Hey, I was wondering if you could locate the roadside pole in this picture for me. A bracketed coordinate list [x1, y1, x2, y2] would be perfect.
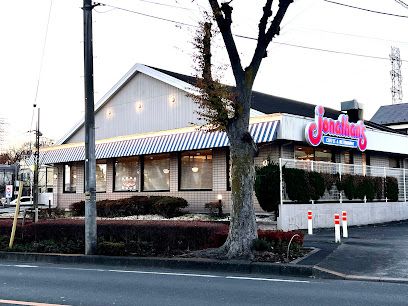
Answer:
[334, 214, 341, 243]
[83, 0, 97, 255]
[9, 181, 23, 249]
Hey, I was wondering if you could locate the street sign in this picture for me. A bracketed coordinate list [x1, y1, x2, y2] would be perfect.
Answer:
[5, 185, 13, 198]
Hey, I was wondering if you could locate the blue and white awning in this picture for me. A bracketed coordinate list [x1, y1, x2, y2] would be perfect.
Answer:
[39, 120, 279, 164]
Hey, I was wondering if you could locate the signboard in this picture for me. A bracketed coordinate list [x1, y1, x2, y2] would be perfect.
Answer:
[5, 185, 13, 198]
[305, 106, 367, 151]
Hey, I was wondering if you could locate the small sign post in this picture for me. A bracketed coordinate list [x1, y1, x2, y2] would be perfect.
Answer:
[334, 214, 341, 243]
[342, 211, 348, 238]
[307, 210, 313, 235]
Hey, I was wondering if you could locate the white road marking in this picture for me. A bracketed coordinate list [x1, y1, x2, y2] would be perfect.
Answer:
[0, 263, 310, 284]
[0, 299, 70, 306]
[226, 276, 310, 283]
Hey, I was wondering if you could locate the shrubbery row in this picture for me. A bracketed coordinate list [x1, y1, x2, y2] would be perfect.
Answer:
[255, 163, 400, 212]
[70, 196, 188, 218]
[0, 220, 304, 256]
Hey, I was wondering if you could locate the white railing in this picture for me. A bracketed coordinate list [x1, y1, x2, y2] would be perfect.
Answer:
[279, 158, 407, 203]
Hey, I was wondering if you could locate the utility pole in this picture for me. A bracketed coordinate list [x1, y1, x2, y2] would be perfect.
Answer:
[33, 106, 41, 223]
[83, 0, 97, 255]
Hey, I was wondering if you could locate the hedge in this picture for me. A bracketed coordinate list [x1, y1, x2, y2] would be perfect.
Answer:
[70, 196, 188, 218]
[0, 220, 305, 257]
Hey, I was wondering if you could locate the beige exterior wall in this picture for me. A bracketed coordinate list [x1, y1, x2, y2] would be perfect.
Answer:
[66, 73, 200, 144]
[53, 145, 282, 214]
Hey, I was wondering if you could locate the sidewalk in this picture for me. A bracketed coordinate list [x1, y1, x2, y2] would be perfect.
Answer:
[299, 220, 408, 280]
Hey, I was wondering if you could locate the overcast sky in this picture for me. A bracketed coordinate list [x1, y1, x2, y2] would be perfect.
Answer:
[0, 0, 407, 150]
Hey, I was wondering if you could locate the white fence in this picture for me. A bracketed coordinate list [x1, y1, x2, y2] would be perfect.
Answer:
[278, 158, 407, 203]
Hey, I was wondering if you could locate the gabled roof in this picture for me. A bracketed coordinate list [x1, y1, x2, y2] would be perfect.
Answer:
[58, 64, 403, 144]
[371, 103, 408, 125]
[150, 66, 342, 119]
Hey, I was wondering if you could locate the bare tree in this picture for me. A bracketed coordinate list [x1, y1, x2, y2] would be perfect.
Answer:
[193, 0, 293, 259]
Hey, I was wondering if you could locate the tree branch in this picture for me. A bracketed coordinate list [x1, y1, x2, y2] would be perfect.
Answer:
[246, 0, 293, 86]
[208, 0, 244, 85]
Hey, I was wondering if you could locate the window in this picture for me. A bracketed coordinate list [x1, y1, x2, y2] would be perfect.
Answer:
[389, 157, 400, 168]
[114, 157, 139, 191]
[294, 146, 314, 160]
[96, 163, 107, 192]
[64, 164, 77, 193]
[143, 154, 170, 191]
[295, 146, 332, 162]
[180, 150, 213, 190]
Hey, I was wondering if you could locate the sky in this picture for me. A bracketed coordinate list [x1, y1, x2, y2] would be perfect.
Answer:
[0, 0, 407, 151]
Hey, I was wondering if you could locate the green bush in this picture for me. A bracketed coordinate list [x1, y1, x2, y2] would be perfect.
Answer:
[308, 171, 326, 201]
[69, 196, 188, 218]
[337, 174, 355, 200]
[283, 168, 310, 203]
[385, 177, 399, 201]
[151, 196, 188, 218]
[252, 238, 271, 252]
[98, 241, 127, 256]
[320, 173, 339, 193]
[255, 161, 280, 215]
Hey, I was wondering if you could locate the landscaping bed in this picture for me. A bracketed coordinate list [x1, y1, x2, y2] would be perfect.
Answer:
[0, 219, 304, 262]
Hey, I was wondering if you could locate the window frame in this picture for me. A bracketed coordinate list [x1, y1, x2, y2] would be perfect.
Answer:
[113, 156, 140, 192]
[178, 150, 213, 191]
[141, 154, 171, 192]
[63, 163, 76, 193]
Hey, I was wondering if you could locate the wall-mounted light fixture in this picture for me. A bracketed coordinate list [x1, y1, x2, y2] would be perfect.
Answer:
[135, 101, 143, 112]
[168, 95, 176, 105]
[191, 167, 199, 173]
[262, 160, 268, 166]
[163, 168, 170, 174]
[106, 108, 113, 119]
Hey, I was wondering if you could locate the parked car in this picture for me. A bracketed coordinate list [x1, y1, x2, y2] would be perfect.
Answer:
[10, 196, 33, 206]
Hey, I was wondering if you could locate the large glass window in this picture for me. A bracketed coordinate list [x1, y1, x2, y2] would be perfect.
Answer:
[96, 163, 107, 192]
[64, 164, 77, 193]
[295, 146, 332, 162]
[143, 154, 170, 191]
[114, 157, 139, 191]
[180, 150, 213, 190]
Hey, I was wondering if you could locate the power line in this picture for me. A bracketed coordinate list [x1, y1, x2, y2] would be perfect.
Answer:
[322, 0, 408, 18]
[395, 0, 408, 9]
[96, 2, 408, 63]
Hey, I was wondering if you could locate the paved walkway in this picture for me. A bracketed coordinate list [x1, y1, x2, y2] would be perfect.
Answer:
[300, 220, 408, 279]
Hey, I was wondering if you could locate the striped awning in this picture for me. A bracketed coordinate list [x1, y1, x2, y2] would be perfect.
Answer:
[38, 120, 279, 164]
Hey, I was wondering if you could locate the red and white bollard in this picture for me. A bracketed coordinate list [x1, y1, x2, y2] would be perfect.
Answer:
[334, 214, 341, 243]
[342, 211, 348, 238]
[307, 210, 313, 235]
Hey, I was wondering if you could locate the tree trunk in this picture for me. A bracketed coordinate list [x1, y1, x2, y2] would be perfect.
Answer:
[222, 91, 258, 259]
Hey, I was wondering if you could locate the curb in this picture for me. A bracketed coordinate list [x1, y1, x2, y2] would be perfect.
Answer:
[0, 251, 314, 278]
[313, 266, 408, 284]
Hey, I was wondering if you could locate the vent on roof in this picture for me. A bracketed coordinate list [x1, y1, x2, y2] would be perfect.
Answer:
[341, 99, 364, 122]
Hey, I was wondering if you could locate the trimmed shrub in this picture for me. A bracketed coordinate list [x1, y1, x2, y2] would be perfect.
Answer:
[70, 201, 85, 216]
[69, 196, 188, 218]
[98, 241, 126, 256]
[308, 171, 326, 201]
[204, 201, 223, 217]
[337, 174, 355, 200]
[252, 238, 271, 252]
[283, 168, 310, 203]
[385, 177, 399, 201]
[151, 196, 188, 218]
[255, 161, 280, 215]
[321, 173, 339, 193]
[373, 177, 384, 200]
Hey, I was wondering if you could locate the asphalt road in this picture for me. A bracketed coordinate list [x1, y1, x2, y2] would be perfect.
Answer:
[0, 261, 406, 306]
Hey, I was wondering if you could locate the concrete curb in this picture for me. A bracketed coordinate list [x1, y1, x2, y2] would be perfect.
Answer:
[1, 251, 407, 284]
[0, 251, 314, 278]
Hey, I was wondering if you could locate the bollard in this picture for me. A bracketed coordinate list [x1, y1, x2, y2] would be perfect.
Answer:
[307, 210, 313, 235]
[342, 211, 348, 238]
[334, 213, 341, 243]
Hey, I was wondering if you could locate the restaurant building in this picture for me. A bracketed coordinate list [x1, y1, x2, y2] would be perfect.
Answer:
[39, 64, 408, 226]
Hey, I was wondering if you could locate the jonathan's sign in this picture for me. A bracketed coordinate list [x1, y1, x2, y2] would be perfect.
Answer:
[305, 106, 367, 151]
